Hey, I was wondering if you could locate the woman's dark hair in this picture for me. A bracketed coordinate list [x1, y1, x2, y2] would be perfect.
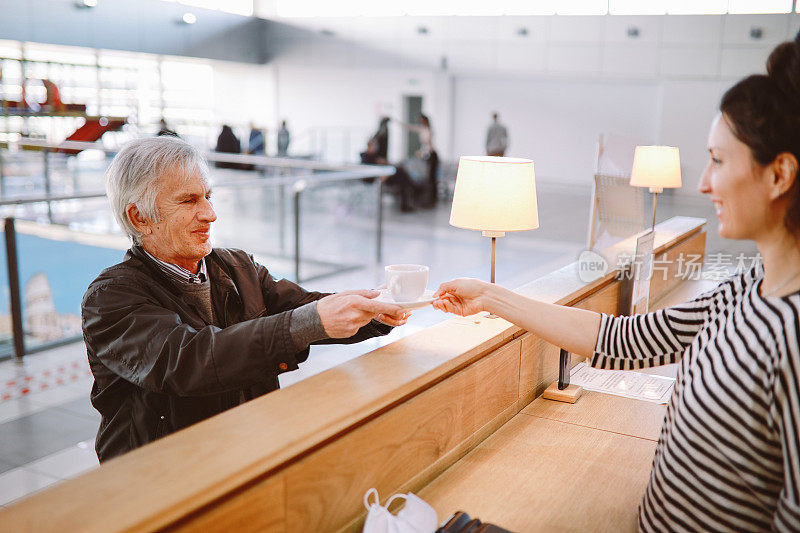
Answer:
[419, 114, 430, 126]
[720, 30, 800, 233]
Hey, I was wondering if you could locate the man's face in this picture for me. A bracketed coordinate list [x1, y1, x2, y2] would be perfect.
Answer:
[142, 169, 216, 271]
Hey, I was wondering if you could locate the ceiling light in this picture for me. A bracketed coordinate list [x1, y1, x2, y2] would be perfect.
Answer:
[182, 12, 197, 24]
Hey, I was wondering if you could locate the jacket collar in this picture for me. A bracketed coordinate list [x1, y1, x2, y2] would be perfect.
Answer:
[127, 246, 239, 299]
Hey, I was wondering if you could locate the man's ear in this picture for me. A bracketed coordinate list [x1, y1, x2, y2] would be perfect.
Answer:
[126, 204, 151, 236]
[770, 152, 799, 200]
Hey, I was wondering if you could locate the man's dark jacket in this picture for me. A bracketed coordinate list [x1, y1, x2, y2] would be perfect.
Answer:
[82, 246, 389, 462]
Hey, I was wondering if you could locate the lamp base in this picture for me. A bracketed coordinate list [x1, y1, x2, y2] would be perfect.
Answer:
[542, 382, 583, 403]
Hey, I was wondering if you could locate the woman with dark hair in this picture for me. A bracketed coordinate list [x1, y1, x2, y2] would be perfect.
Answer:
[434, 33, 800, 532]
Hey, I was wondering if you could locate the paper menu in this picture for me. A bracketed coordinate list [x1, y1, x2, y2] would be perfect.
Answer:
[569, 362, 675, 404]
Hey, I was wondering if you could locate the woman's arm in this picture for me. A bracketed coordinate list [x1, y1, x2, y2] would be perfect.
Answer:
[434, 279, 601, 357]
[435, 278, 715, 366]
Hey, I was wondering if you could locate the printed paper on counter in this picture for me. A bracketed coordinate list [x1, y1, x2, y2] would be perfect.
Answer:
[569, 362, 675, 404]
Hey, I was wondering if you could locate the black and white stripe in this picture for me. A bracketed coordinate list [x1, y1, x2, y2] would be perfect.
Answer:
[592, 266, 800, 532]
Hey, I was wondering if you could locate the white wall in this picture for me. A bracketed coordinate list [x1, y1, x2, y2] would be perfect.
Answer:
[212, 61, 276, 139]
[264, 13, 800, 193]
[273, 64, 443, 161]
[451, 76, 661, 188]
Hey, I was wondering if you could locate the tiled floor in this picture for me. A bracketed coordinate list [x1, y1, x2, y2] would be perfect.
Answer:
[0, 179, 756, 507]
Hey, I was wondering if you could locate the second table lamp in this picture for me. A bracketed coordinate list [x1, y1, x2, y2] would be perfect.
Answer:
[449, 156, 539, 284]
[630, 145, 682, 231]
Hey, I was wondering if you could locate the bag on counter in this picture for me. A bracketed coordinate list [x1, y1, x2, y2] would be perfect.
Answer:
[362, 488, 439, 533]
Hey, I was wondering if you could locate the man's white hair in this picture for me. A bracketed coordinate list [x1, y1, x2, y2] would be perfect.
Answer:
[105, 136, 209, 244]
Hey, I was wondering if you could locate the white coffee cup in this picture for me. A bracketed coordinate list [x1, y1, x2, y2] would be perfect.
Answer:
[385, 264, 429, 302]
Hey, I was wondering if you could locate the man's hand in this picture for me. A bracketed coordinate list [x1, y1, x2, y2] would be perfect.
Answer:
[317, 290, 408, 338]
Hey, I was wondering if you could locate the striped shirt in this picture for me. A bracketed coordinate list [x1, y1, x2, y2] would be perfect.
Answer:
[592, 265, 800, 532]
[144, 250, 207, 285]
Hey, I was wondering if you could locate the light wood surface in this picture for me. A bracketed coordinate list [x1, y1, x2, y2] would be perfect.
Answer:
[0, 217, 706, 532]
[418, 414, 657, 532]
[419, 256, 722, 532]
[524, 392, 666, 441]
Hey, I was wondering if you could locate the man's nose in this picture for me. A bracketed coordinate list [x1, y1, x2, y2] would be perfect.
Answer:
[198, 198, 217, 222]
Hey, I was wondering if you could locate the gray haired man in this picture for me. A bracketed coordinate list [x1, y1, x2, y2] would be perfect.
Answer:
[82, 136, 406, 461]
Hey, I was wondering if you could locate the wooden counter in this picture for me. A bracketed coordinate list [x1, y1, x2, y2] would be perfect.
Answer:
[418, 274, 720, 532]
[0, 216, 708, 532]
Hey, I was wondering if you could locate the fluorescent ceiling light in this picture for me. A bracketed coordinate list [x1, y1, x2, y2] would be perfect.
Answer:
[666, 0, 727, 14]
[610, 0, 667, 15]
[273, 0, 796, 17]
[555, 0, 608, 15]
[158, 0, 253, 17]
[728, 0, 792, 14]
[182, 12, 197, 24]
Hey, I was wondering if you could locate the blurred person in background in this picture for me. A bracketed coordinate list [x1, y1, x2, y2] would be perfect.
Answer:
[277, 120, 290, 157]
[396, 114, 438, 207]
[485, 112, 508, 157]
[214, 124, 242, 170]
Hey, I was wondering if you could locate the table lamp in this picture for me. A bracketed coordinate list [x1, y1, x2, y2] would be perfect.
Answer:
[629, 146, 682, 231]
[450, 156, 539, 285]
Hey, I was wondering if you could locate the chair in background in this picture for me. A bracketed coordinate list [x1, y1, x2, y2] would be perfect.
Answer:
[587, 173, 646, 250]
[586, 132, 647, 250]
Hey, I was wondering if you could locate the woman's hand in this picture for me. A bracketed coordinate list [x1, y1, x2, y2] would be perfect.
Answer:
[433, 278, 491, 316]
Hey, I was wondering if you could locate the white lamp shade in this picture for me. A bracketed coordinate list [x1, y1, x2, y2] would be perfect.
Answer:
[449, 156, 539, 232]
[629, 146, 682, 189]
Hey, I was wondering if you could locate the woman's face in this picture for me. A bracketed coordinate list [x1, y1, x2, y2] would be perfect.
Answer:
[698, 113, 776, 240]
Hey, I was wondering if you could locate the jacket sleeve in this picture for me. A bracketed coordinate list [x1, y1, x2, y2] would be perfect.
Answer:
[590, 287, 717, 370]
[253, 257, 392, 344]
[82, 280, 304, 397]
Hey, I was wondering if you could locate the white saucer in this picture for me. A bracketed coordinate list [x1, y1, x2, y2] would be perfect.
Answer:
[375, 289, 436, 310]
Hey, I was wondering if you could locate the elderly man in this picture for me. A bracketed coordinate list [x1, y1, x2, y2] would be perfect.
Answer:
[82, 136, 406, 462]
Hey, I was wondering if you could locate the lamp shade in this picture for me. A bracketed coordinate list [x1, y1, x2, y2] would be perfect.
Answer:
[449, 156, 539, 232]
[629, 146, 682, 189]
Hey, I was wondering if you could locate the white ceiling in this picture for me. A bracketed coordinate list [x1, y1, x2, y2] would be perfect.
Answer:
[261, 13, 800, 79]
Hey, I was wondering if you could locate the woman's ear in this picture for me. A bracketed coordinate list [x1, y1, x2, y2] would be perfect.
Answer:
[770, 152, 799, 200]
[126, 204, 151, 236]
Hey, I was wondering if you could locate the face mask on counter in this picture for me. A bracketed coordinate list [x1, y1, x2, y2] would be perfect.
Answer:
[362, 488, 439, 533]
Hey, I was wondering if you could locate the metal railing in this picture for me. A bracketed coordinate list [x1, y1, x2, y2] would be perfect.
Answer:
[0, 139, 396, 360]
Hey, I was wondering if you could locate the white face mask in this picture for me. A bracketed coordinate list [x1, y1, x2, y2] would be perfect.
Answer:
[362, 488, 439, 533]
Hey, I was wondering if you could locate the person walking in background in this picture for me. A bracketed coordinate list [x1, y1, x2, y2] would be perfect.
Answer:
[277, 120, 290, 157]
[247, 122, 265, 155]
[214, 124, 242, 170]
[372, 117, 390, 160]
[396, 114, 438, 207]
[156, 118, 178, 138]
[486, 112, 508, 157]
